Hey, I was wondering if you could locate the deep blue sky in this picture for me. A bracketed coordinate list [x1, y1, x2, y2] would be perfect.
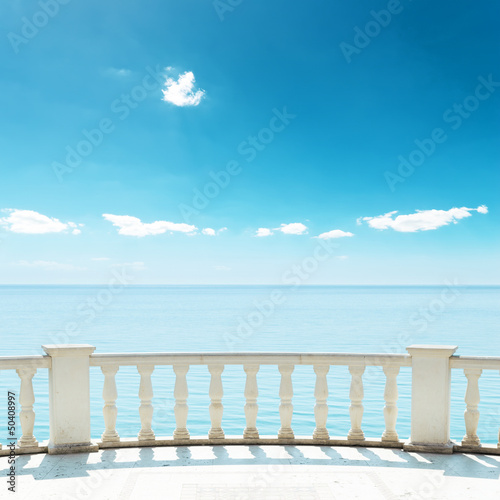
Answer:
[0, 0, 498, 284]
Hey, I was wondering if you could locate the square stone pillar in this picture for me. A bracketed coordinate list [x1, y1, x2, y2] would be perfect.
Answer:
[404, 345, 458, 454]
[42, 345, 98, 454]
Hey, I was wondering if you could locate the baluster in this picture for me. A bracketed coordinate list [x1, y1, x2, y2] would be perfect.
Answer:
[348, 364, 365, 441]
[208, 365, 225, 439]
[16, 367, 38, 448]
[381, 365, 399, 442]
[313, 365, 329, 441]
[462, 368, 482, 446]
[278, 364, 294, 439]
[137, 364, 155, 441]
[173, 364, 190, 440]
[101, 365, 120, 443]
[243, 364, 259, 439]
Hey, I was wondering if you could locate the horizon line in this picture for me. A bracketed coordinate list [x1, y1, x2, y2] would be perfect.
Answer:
[0, 283, 499, 287]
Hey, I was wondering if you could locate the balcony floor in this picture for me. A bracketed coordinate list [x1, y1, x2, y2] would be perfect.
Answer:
[2, 444, 500, 499]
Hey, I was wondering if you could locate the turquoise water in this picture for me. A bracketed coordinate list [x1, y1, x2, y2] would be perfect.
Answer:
[0, 285, 499, 444]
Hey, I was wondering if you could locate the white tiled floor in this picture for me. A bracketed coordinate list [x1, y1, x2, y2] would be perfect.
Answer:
[1, 445, 500, 499]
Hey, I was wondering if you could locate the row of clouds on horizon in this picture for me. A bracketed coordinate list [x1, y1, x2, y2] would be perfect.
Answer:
[0, 206, 489, 238]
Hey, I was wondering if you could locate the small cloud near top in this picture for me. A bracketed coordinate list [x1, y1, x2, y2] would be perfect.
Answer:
[162, 70, 205, 106]
[105, 67, 132, 78]
[358, 205, 488, 232]
[0, 209, 82, 235]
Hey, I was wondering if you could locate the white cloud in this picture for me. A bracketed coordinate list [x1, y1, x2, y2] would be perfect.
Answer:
[15, 260, 85, 271]
[336, 255, 349, 260]
[316, 229, 354, 240]
[202, 227, 227, 236]
[103, 214, 196, 237]
[359, 206, 488, 232]
[255, 228, 273, 237]
[214, 265, 231, 271]
[275, 222, 308, 235]
[0, 209, 81, 235]
[106, 67, 131, 78]
[255, 223, 308, 237]
[67, 222, 83, 235]
[162, 71, 205, 106]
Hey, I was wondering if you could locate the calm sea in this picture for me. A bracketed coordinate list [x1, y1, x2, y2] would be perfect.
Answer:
[0, 285, 499, 444]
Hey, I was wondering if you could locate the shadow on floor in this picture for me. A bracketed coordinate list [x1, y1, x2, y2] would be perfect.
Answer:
[2, 445, 500, 482]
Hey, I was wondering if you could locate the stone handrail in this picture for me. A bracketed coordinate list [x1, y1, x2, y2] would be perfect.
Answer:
[89, 352, 413, 366]
[450, 356, 500, 370]
[0, 355, 51, 370]
[0, 344, 499, 456]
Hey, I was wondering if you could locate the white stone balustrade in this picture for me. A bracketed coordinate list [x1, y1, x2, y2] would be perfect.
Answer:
[137, 364, 155, 441]
[101, 365, 120, 443]
[462, 368, 482, 447]
[278, 364, 294, 440]
[382, 365, 400, 442]
[313, 365, 329, 441]
[16, 366, 38, 449]
[2, 345, 500, 456]
[173, 364, 190, 440]
[347, 364, 365, 442]
[208, 364, 225, 439]
[243, 364, 259, 439]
